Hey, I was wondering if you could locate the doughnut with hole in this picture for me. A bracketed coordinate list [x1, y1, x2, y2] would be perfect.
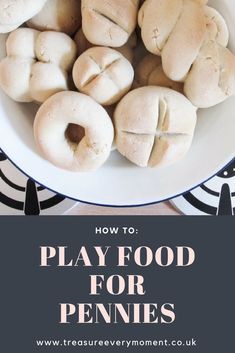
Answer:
[34, 91, 114, 172]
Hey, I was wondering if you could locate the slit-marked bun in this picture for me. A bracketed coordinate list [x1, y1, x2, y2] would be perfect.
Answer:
[114, 86, 197, 168]
[72, 47, 134, 106]
[81, 0, 140, 47]
[74, 28, 137, 63]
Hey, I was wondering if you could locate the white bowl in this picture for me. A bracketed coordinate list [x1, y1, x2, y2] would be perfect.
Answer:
[0, 0, 235, 207]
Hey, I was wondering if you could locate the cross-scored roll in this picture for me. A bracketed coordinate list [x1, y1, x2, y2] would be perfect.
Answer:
[72, 47, 134, 106]
[74, 28, 137, 63]
[114, 87, 197, 168]
[81, 0, 140, 47]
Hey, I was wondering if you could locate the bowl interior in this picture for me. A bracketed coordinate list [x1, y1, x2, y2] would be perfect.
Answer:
[0, 0, 235, 206]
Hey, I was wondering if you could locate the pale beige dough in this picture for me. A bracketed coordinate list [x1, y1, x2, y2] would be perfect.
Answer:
[0, 28, 77, 103]
[27, 0, 82, 35]
[34, 91, 114, 172]
[138, 0, 207, 81]
[184, 40, 235, 108]
[138, 0, 229, 83]
[135, 54, 184, 93]
[0, 0, 47, 33]
[72, 47, 134, 106]
[74, 28, 137, 63]
[204, 6, 229, 46]
[114, 87, 197, 168]
[81, 0, 140, 47]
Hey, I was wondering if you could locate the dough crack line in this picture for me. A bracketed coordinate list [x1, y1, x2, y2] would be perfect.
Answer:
[82, 56, 122, 88]
[154, 3, 184, 53]
[92, 8, 129, 34]
[121, 130, 188, 138]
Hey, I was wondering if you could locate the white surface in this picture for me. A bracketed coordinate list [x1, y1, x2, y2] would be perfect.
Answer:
[0, 0, 235, 206]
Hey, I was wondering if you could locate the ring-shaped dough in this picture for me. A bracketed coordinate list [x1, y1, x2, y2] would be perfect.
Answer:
[34, 91, 114, 172]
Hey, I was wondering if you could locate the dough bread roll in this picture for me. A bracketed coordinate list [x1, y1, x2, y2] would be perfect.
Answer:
[184, 40, 235, 108]
[136, 54, 184, 92]
[114, 86, 197, 168]
[138, 0, 229, 82]
[73, 46, 134, 106]
[74, 28, 137, 62]
[0, 0, 47, 33]
[0, 28, 77, 103]
[27, 0, 82, 35]
[81, 0, 140, 47]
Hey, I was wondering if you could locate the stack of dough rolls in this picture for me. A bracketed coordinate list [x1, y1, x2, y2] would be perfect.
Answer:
[0, 0, 234, 172]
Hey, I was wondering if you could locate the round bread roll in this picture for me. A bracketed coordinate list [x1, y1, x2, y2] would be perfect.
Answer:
[0, 28, 77, 103]
[114, 87, 197, 168]
[74, 28, 137, 63]
[34, 91, 114, 172]
[72, 47, 134, 106]
[184, 40, 235, 108]
[0, 0, 47, 33]
[27, 0, 81, 35]
[135, 54, 184, 92]
[81, 0, 140, 47]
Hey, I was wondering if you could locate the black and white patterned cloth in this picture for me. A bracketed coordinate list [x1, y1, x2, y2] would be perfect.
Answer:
[0, 150, 78, 215]
[172, 160, 235, 215]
